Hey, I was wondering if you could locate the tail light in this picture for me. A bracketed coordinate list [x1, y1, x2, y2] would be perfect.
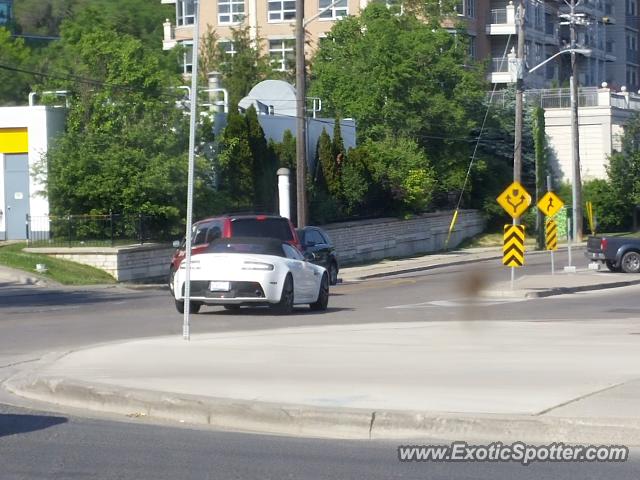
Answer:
[600, 238, 607, 252]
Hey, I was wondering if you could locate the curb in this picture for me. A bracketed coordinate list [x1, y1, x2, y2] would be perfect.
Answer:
[480, 277, 640, 299]
[350, 248, 564, 281]
[5, 367, 640, 444]
[523, 278, 640, 298]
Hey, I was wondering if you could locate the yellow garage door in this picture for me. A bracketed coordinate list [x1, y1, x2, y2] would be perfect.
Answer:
[0, 128, 28, 154]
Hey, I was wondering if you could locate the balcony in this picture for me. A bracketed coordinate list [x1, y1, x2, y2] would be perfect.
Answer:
[488, 56, 515, 83]
[163, 19, 177, 50]
[486, 3, 516, 35]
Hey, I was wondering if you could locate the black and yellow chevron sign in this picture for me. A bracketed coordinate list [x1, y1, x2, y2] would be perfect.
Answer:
[503, 224, 525, 267]
[546, 219, 558, 251]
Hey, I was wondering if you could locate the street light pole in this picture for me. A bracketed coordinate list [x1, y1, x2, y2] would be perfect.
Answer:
[295, 0, 308, 228]
[569, 0, 583, 242]
[513, 0, 525, 185]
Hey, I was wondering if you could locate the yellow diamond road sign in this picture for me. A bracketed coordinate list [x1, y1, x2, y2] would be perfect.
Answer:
[537, 191, 564, 218]
[497, 181, 532, 219]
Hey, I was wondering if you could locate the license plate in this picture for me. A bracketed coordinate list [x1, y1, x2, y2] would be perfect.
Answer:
[209, 281, 230, 291]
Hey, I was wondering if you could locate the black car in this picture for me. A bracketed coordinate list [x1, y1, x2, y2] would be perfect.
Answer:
[296, 226, 339, 285]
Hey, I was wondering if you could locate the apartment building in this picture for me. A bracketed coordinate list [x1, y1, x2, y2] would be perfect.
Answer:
[162, 0, 360, 75]
[160, 0, 637, 89]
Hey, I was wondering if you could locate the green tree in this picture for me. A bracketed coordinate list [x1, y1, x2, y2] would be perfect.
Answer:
[533, 105, 548, 248]
[40, 28, 219, 229]
[217, 111, 255, 208]
[246, 106, 278, 210]
[601, 114, 640, 229]
[206, 25, 271, 109]
[0, 28, 31, 105]
[317, 128, 341, 200]
[310, 3, 486, 204]
[346, 136, 436, 216]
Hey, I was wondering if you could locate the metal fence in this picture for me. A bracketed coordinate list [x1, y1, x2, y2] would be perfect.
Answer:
[489, 8, 507, 24]
[27, 213, 179, 247]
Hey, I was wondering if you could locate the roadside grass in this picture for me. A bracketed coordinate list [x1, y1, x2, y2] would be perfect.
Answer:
[457, 232, 537, 249]
[0, 242, 116, 285]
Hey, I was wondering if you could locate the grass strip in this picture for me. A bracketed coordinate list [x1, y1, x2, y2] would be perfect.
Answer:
[0, 242, 116, 285]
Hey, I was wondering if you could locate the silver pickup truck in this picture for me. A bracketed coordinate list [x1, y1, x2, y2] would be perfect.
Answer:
[586, 235, 640, 273]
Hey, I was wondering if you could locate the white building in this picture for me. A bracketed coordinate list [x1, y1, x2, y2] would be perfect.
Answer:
[0, 106, 66, 240]
[542, 86, 640, 182]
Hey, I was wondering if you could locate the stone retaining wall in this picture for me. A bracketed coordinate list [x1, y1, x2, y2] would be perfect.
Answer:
[26, 243, 175, 282]
[323, 210, 484, 265]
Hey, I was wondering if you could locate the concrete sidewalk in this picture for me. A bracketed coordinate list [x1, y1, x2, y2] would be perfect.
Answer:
[6, 320, 640, 443]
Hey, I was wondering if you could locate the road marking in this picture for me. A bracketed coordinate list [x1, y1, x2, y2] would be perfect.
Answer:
[386, 297, 527, 309]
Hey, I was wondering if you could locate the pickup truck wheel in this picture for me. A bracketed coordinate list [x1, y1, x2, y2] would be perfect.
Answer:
[621, 251, 640, 273]
[605, 260, 621, 272]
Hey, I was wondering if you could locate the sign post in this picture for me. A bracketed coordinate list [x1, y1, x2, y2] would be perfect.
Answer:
[536, 191, 564, 275]
[497, 181, 532, 288]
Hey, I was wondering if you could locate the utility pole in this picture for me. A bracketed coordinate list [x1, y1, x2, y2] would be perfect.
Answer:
[568, 0, 583, 242]
[295, 0, 308, 228]
[513, 0, 526, 185]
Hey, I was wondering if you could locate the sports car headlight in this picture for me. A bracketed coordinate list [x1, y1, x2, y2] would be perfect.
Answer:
[242, 261, 274, 271]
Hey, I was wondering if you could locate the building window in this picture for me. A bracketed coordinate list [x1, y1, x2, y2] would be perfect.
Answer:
[534, 42, 543, 64]
[218, 0, 245, 24]
[319, 0, 347, 20]
[534, 4, 543, 30]
[468, 35, 476, 59]
[219, 40, 237, 57]
[269, 39, 295, 71]
[386, 0, 404, 14]
[177, 0, 195, 26]
[179, 41, 193, 74]
[0, 2, 11, 26]
[627, 0, 637, 15]
[465, 0, 475, 18]
[268, 0, 296, 21]
[454, 0, 474, 17]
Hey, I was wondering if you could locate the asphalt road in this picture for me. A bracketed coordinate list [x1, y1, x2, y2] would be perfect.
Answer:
[1, 251, 640, 479]
[1, 401, 639, 480]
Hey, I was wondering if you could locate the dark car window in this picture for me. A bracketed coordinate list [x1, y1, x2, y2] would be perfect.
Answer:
[307, 229, 325, 246]
[206, 226, 221, 243]
[231, 218, 294, 241]
[193, 226, 210, 245]
[318, 229, 332, 245]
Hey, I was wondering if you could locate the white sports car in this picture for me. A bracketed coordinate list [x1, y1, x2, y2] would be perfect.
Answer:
[173, 237, 329, 314]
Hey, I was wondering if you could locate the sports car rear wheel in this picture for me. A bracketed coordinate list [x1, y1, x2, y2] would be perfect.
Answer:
[272, 274, 294, 314]
[310, 273, 329, 311]
[175, 299, 202, 314]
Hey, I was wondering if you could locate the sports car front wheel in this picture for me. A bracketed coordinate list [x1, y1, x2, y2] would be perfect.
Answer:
[310, 273, 329, 311]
